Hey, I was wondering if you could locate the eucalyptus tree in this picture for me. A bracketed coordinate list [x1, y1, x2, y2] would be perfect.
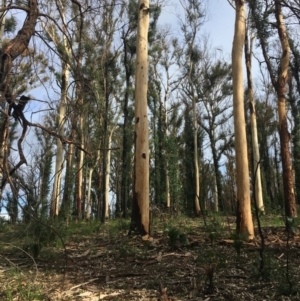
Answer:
[255, 88, 280, 208]
[148, 27, 180, 210]
[97, 0, 124, 222]
[248, 0, 297, 220]
[166, 103, 183, 211]
[129, 0, 150, 238]
[118, 0, 137, 217]
[193, 47, 233, 212]
[119, 0, 161, 217]
[289, 39, 300, 204]
[72, 0, 125, 221]
[244, 21, 264, 213]
[231, 0, 254, 239]
[40, 0, 71, 217]
[178, 0, 206, 215]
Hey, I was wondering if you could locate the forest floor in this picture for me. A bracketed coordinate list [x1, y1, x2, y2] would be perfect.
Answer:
[1, 214, 300, 301]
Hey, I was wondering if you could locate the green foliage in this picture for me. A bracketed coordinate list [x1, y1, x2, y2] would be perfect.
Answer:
[4, 16, 17, 33]
[118, 238, 137, 258]
[231, 232, 248, 256]
[0, 217, 9, 232]
[195, 247, 226, 293]
[23, 219, 64, 258]
[206, 214, 223, 245]
[164, 225, 188, 249]
[2, 273, 44, 301]
[285, 216, 299, 234]
[107, 218, 130, 237]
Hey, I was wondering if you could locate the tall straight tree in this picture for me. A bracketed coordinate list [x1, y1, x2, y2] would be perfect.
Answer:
[244, 25, 264, 213]
[130, 0, 150, 238]
[289, 39, 300, 205]
[43, 2, 71, 217]
[179, 0, 205, 215]
[274, 0, 296, 218]
[249, 0, 297, 219]
[232, 0, 254, 240]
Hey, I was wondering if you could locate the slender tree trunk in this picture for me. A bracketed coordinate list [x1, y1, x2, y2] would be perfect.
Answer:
[0, 0, 7, 184]
[164, 94, 171, 209]
[50, 62, 69, 217]
[289, 76, 300, 205]
[130, 0, 150, 238]
[104, 132, 114, 219]
[232, 0, 254, 240]
[120, 37, 132, 218]
[244, 26, 264, 213]
[213, 173, 218, 212]
[60, 129, 75, 224]
[192, 97, 201, 215]
[76, 111, 84, 220]
[274, 0, 297, 218]
[210, 130, 223, 211]
[86, 150, 100, 219]
[86, 167, 94, 219]
[250, 0, 297, 219]
[101, 75, 109, 223]
[289, 40, 300, 205]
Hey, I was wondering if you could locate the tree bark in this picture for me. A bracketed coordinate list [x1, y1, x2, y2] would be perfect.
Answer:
[120, 35, 133, 218]
[130, 0, 150, 238]
[76, 106, 84, 220]
[164, 93, 171, 209]
[104, 132, 114, 219]
[60, 128, 75, 224]
[0, 0, 38, 193]
[232, 0, 254, 240]
[244, 26, 264, 213]
[192, 88, 201, 215]
[249, 0, 297, 219]
[48, 5, 70, 217]
[51, 60, 69, 217]
[274, 0, 297, 218]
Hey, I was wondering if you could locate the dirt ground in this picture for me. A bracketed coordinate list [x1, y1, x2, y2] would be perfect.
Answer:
[1, 216, 300, 300]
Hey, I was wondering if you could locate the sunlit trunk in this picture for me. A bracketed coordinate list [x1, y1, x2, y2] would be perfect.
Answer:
[130, 0, 150, 238]
[232, 0, 254, 240]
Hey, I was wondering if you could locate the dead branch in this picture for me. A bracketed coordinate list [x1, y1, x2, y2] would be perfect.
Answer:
[27, 120, 91, 155]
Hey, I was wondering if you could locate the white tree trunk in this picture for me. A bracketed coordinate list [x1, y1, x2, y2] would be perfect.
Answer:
[245, 28, 264, 213]
[51, 65, 69, 216]
[232, 0, 254, 239]
[86, 167, 94, 219]
[104, 132, 113, 218]
[46, 6, 70, 217]
[76, 112, 84, 219]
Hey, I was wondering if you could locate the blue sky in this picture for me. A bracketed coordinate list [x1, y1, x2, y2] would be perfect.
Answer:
[159, 0, 235, 56]
[203, 0, 235, 54]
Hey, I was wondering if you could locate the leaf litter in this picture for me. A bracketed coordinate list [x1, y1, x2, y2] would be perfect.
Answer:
[0, 216, 300, 300]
